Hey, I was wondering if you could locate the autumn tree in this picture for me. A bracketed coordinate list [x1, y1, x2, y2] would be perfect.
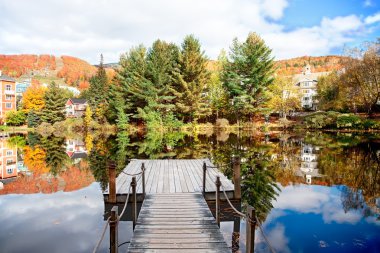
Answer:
[267, 75, 301, 118]
[22, 84, 46, 113]
[222, 32, 275, 121]
[317, 71, 348, 111]
[341, 41, 380, 115]
[171, 35, 211, 122]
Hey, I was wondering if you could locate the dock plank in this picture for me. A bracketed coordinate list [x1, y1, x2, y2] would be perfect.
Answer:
[127, 193, 230, 253]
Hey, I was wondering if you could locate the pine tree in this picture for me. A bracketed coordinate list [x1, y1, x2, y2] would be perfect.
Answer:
[222, 32, 274, 121]
[171, 35, 211, 123]
[87, 54, 108, 109]
[27, 109, 40, 127]
[41, 82, 68, 124]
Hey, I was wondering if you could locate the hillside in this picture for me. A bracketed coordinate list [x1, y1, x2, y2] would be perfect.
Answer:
[275, 55, 346, 75]
[0, 54, 344, 88]
[0, 54, 115, 89]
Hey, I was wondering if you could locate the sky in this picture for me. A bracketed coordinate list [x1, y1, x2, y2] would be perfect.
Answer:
[0, 0, 379, 64]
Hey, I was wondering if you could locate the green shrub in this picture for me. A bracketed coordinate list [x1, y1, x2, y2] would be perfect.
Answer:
[362, 119, 380, 129]
[336, 114, 362, 128]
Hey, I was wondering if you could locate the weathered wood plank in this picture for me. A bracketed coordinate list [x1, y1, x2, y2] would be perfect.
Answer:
[127, 193, 230, 252]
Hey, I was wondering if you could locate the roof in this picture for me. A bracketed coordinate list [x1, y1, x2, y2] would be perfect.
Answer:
[293, 71, 330, 83]
[0, 74, 15, 82]
[70, 152, 88, 159]
[69, 98, 87, 104]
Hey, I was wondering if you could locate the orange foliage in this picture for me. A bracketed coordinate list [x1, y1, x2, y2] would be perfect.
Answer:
[275, 55, 346, 75]
[60, 166, 94, 192]
[0, 54, 57, 77]
[23, 146, 49, 175]
[22, 84, 46, 113]
[78, 80, 90, 90]
[57, 56, 97, 85]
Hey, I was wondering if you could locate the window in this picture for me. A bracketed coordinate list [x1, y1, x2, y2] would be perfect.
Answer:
[5, 95, 12, 100]
[304, 97, 309, 101]
[5, 85, 11, 91]
[6, 159, 13, 165]
[5, 103, 12, 109]
[303, 82, 309, 87]
[6, 150, 13, 156]
[303, 90, 310, 94]
[7, 168, 13, 174]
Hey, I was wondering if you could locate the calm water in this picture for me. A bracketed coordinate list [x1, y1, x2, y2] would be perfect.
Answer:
[0, 131, 379, 253]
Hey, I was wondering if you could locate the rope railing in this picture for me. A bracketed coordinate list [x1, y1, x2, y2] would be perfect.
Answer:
[202, 160, 276, 253]
[93, 161, 146, 253]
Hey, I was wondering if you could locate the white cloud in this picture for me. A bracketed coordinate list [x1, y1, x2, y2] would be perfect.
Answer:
[0, 0, 378, 63]
[365, 12, 380, 24]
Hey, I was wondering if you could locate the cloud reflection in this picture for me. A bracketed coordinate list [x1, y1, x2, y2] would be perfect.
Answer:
[0, 183, 118, 253]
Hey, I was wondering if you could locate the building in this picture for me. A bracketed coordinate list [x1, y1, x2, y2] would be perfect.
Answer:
[0, 138, 18, 179]
[0, 70, 17, 122]
[293, 65, 329, 110]
[65, 98, 87, 118]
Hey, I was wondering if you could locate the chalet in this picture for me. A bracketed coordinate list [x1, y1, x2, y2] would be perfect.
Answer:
[65, 98, 87, 118]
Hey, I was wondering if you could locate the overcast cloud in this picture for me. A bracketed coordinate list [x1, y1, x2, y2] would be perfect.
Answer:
[0, 0, 379, 63]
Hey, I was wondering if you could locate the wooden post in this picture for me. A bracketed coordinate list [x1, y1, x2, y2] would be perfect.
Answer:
[131, 176, 137, 229]
[141, 163, 146, 197]
[110, 206, 118, 253]
[215, 176, 221, 227]
[233, 157, 241, 199]
[109, 161, 117, 204]
[202, 162, 207, 196]
[246, 206, 256, 253]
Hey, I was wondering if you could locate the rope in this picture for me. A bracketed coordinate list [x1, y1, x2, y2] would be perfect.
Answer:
[118, 185, 132, 220]
[220, 183, 246, 218]
[92, 217, 110, 253]
[121, 171, 143, 176]
[255, 214, 276, 253]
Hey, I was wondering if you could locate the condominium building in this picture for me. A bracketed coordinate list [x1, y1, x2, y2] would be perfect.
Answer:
[0, 70, 17, 122]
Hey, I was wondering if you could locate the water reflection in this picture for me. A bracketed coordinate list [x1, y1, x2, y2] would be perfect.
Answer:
[0, 130, 379, 253]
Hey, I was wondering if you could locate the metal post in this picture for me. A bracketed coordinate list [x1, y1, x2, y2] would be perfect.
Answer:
[215, 176, 221, 227]
[141, 163, 146, 197]
[233, 157, 241, 199]
[109, 161, 117, 204]
[202, 162, 207, 196]
[110, 206, 118, 253]
[246, 206, 256, 253]
[131, 176, 137, 229]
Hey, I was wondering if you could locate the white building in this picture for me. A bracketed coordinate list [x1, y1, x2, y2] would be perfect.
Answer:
[293, 65, 329, 110]
[298, 144, 322, 184]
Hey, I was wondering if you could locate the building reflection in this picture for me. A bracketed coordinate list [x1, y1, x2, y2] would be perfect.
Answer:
[65, 138, 88, 164]
[297, 143, 323, 184]
[0, 138, 18, 180]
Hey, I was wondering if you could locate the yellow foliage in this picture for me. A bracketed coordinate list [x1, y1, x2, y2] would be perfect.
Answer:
[22, 85, 46, 113]
[23, 146, 49, 174]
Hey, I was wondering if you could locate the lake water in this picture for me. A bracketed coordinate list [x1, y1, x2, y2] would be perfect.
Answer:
[0, 131, 379, 253]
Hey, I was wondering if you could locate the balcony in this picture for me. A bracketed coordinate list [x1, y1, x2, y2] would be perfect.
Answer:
[4, 90, 15, 95]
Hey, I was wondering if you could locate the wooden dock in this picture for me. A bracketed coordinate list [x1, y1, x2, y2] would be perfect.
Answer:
[127, 193, 230, 253]
[104, 159, 236, 202]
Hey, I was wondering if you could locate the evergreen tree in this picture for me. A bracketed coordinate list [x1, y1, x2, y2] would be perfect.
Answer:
[87, 54, 108, 108]
[41, 82, 68, 124]
[40, 136, 68, 176]
[222, 32, 274, 121]
[87, 54, 109, 122]
[27, 109, 40, 127]
[171, 35, 211, 122]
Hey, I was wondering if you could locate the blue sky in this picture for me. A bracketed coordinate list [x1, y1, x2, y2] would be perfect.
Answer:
[0, 0, 379, 63]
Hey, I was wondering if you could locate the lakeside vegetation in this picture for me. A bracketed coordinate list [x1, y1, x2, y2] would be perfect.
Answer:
[3, 34, 380, 132]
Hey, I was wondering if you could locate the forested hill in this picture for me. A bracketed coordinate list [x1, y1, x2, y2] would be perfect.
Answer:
[275, 55, 346, 75]
[0, 54, 114, 89]
[0, 54, 344, 87]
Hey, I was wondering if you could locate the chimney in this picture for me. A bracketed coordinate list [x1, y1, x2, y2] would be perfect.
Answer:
[0, 70, 2, 76]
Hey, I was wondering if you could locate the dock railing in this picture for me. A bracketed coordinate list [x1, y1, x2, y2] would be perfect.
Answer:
[202, 159, 276, 253]
[93, 161, 146, 253]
